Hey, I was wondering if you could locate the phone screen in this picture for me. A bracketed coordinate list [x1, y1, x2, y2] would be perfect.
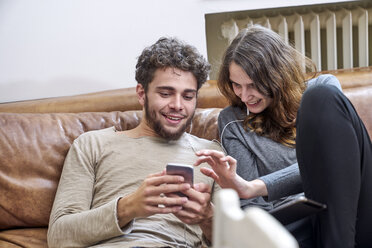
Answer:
[166, 163, 194, 196]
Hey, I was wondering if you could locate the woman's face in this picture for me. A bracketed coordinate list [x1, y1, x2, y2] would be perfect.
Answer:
[229, 62, 272, 114]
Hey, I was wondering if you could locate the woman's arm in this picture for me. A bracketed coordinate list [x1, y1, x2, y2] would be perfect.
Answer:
[194, 149, 268, 199]
[259, 163, 302, 201]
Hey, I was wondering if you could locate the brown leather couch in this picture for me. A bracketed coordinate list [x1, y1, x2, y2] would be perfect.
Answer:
[1, 67, 372, 247]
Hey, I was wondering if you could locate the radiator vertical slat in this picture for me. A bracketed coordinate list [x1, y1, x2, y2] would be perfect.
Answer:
[264, 17, 271, 29]
[246, 20, 253, 27]
[342, 10, 353, 69]
[294, 15, 305, 70]
[294, 15, 305, 55]
[278, 16, 289, 44]
[358, 8, 369, 67]
[326, 11, 337, 70]
[310, 13, 321, 70]
[221, 20, 239, 44]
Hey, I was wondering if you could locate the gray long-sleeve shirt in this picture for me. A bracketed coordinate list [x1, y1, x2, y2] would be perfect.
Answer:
[218, 74, 342, 210]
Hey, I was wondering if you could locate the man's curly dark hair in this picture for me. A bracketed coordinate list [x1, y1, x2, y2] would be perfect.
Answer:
[135, 37, 211, 92]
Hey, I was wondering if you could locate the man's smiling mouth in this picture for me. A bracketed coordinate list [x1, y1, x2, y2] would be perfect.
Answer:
[162, 113, 185, 123]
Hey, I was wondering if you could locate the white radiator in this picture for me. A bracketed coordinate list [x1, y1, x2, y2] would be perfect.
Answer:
[221, 4, 371, 71]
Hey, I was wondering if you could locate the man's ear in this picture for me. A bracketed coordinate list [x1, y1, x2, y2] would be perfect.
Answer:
[136, 84, 145, 106]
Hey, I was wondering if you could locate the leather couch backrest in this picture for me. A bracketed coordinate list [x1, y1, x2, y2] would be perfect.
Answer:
[0, 108, 221, 229]
[344, 86, 372, 139]
[1, 66, 371, 114]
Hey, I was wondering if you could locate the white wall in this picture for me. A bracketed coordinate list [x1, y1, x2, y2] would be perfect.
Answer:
[0, 0, 354, 103]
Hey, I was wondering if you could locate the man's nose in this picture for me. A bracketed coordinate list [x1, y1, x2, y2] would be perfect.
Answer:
[169, 95, 183, 110]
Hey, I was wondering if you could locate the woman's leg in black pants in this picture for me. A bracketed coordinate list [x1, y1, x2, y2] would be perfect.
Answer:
[296, 84, 372, 248]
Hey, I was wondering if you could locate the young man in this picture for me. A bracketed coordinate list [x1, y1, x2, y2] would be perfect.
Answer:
[47, 37, 221, 248]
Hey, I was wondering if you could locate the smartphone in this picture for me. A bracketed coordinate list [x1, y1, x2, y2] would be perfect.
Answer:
[269, 196, 326, 225]
[166, 163, 194, 197]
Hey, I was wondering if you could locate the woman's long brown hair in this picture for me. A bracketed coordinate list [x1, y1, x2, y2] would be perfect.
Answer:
[218, 25, 316, 147]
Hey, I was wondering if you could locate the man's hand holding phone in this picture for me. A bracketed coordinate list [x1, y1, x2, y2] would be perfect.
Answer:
[116, 170, 190, 228]
[166, 163, 214, 241]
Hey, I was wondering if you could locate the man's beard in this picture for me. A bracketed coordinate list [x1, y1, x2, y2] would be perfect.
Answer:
[144, 97, 194, 140]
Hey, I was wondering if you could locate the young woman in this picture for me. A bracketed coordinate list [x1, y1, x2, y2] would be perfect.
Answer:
[195, 25, 372, 247]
